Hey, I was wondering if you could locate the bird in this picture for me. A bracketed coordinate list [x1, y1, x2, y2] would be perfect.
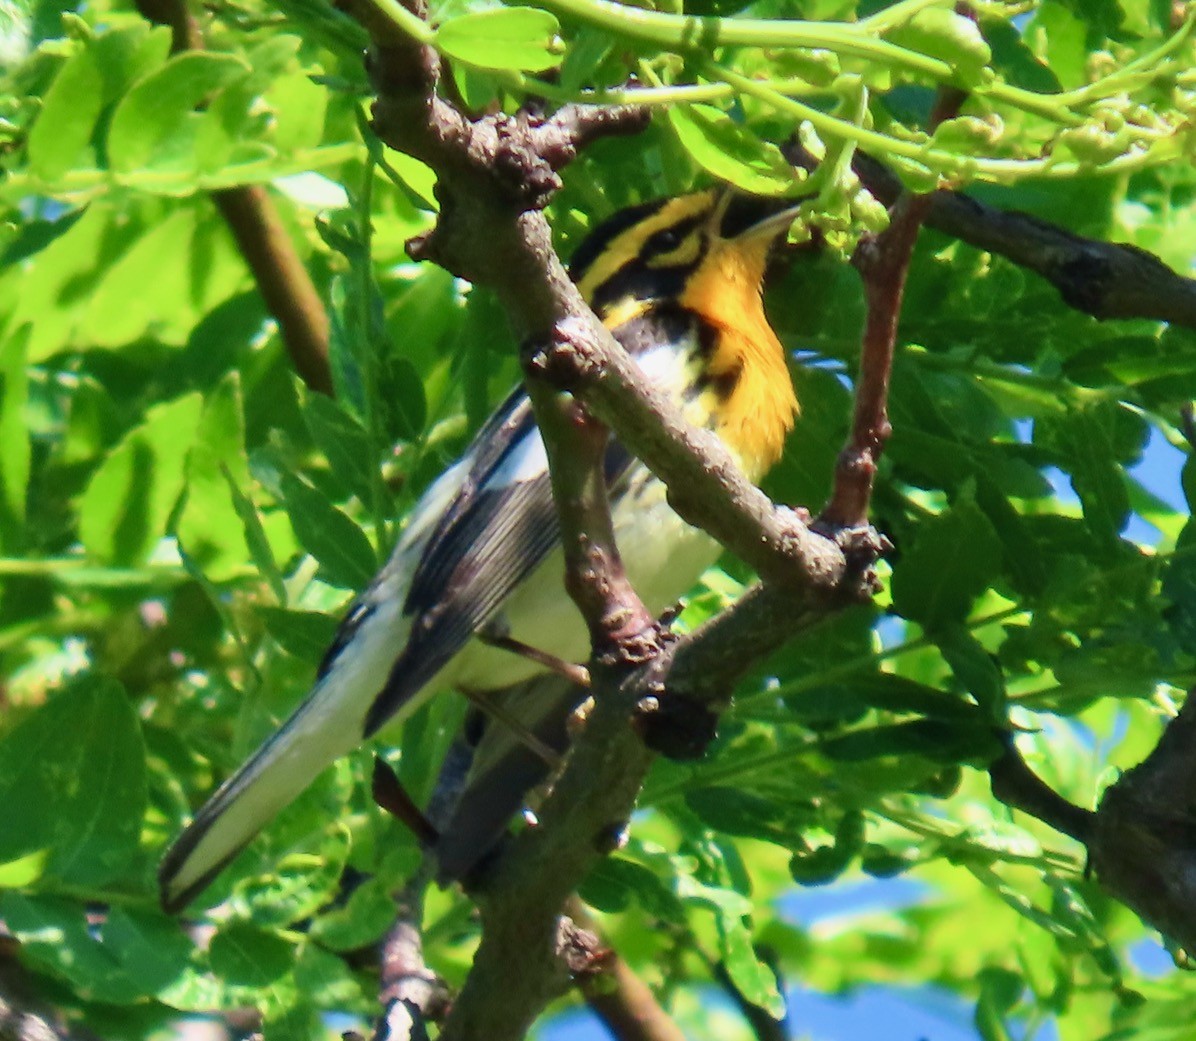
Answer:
[159, 186, 802, 913]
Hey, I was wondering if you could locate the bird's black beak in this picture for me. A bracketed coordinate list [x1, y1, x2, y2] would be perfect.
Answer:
[718, 192, 803, 242]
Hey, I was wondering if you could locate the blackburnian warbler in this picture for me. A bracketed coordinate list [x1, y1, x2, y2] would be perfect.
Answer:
[159, 187, 802, 912]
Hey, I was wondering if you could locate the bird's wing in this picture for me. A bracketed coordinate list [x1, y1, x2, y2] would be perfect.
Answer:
[362, 387, 635, 735]
[159, 386, 633, 911]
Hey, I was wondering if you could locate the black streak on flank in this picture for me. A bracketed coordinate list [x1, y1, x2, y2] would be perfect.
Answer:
[317, 600, 377, 680]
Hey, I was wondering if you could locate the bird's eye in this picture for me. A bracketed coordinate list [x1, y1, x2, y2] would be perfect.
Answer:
[645, 226, 686, 256]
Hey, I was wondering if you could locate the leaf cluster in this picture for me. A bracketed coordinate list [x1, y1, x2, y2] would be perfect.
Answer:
[1, 0, 1196, 1038]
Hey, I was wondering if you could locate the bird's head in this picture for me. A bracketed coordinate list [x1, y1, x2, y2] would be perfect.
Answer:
[568, 188, 800, 329]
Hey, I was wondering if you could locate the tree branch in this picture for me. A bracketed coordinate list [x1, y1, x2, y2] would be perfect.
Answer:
[331, 5, 887, 1039]
[785, 145, 1196, 330]
[211, 187, 333, 395]
[566, 898, 687, 1041]
[820, 88, 962, 531]
[1088, 691, 1196, 952]
[132, 0, 333, 395]
[523, 368, 658, 659]
[987, 736, 1094, 845]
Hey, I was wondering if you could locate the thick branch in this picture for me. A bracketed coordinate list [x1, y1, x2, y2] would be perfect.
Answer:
[527, 321, 848, 591]
[851, 152, 1196, 329]
[1089, 693, 1196, 952]
[133, 0, 333, 395]
[559, 897, 687, 1041]
[987, 737, 1094, 844]
[343, 9, 882, 1041]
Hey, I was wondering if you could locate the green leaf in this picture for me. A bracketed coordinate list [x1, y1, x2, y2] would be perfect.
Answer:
[580, 857, 685, 921]
[0, 675, 147, 886]
[303, 392, 377, 504]
[28, 43, 104, 181]
[378, 353, 429, 444]
[974, 967, 1021, 1041]
[936, 625, 1006, 718]
[685, 787, 809, 846]
[107, 51, 250, 174]
[209, 921, 296, 987]
[0, 893, 150, 1004]
[79, 392, 204, 566]
[788, 810, 863, 886]
[259, 606, 340, 665]
[263, 1002, 322, 1041]
[717, 915, 785, 1018]
[890, 488, 1003, 631]
[177, 373, 251, 580]
[885, 8, 992, 88]
[435, 8, 563, 72]
[309, 877, 395, 951]
[668, 105, 795, 196]
[0, 325, 29, 553]
[224, 467, 288, 606]
[981, 17, 1062, 94]
[1034, 405, 1133, 542]
[278, 471, 377, 590]
[819, 720, 1000, 764]
[101, 907, 194, 997]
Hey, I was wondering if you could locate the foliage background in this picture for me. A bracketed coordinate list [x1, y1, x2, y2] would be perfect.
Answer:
[1, 0, 1196, 1038]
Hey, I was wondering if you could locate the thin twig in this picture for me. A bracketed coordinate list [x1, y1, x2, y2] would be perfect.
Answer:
[567, 899, 688, 1041]
[820, 88, 964, 532]
[368, 740, 472, 1041]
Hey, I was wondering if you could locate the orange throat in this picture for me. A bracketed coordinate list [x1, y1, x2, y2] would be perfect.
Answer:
[680, 240, 799, 480]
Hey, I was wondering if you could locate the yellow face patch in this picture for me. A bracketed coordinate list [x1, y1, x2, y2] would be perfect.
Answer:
[645, 234, 703, 270]
[575, 191, 718, 306]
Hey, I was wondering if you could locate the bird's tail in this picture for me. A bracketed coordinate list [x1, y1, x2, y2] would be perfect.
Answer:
[435, 674, 584, 883]
[159, 601, 413, 913]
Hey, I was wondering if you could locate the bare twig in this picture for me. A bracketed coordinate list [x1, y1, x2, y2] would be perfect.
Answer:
[987, 737, 1094, 844]
[523, 369, 659, 661]
[820, 88, 963, 532]
[566, 901, 687, 1041]
[372, 898, 452, 1041]
[367, 740, 473, 1041]
[132, 0, 333, 395]
[211, 187, 333, 394]
[819, 190, 931, 531]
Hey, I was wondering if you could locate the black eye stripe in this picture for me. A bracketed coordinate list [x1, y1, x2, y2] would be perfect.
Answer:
[642, 216, 705, 259]
[567, 197, 669, 283]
